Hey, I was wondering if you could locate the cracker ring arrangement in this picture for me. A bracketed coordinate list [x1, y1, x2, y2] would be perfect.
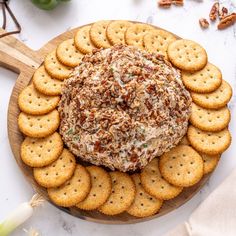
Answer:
[16, 20, 232, 221]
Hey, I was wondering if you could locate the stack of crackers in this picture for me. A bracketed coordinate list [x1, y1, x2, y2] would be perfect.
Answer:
[17, 20, 232, 219]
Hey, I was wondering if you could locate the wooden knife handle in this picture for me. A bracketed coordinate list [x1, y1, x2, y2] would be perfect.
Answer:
[0, 28, 42, 74]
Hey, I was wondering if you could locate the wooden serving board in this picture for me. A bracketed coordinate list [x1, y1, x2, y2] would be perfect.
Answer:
[1, 22, 210, 224]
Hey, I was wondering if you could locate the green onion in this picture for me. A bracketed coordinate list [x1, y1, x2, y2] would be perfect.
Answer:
[31, 0, 71, 10]
[66, 128, 73, 135]
[0, 194, 44, 236]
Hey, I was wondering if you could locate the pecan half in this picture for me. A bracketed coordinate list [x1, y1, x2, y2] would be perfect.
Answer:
[209, 2, 219, 21]
[158, 0, 172, 8]
[199, 18, 210, 29]
[172, 0, 184, 6]
[219, 7, 228, 20]
[218, 13, 236, 30]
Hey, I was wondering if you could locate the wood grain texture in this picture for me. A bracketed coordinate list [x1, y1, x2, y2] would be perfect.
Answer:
[2, 22, 210, 224]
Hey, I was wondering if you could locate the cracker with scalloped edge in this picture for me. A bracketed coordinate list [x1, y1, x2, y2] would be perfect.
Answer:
[74, 25, 97, 54]
[125, 23, 154, 49]
[106, 20, 133, 45]
[99, 171, 135, 215]
[18, 84, 60, 115]
[90, 20, 111, 48]
[167, 39, 207, 71]
[34, 149, 76, 188]
[201, 153, 220, 174]
[190, 103, 230, 132]
[18, 110, 60, 138]
[159, 145, 204, 187]
[48, 164, 91, 207]
[33, 66, 63, 96]
[56, 39, 84, 67]
[191, 80, 232, 109]
[127, 174, 163, 218]
[144, 29, 177, 58]
[21, 132, 63, 168]
[182, 63, 222, 93]
[77, 166, 112, 210]
[44, 50, 73, 80]
[187, 125, 231, 155]
[141, 158, 183, 200]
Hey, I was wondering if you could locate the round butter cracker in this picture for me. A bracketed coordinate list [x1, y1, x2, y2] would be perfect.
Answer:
[144, 29, 177, 58]
[18, 110, 60, 138]
[99, 171, 135, 215]
[90, 20, 111, 48]
[190, 103, 230, 132]
[44, 50, 73, 80]
[34, 149, 76, 188]
[106, 20, 133, 45]
[187, 125, 231, 155]
[125, 23, 154, 49]
[201, 153, 220, 175]
[48, 164, 91, 207]
[127, 174, 163, 218]
[18, 84, 60, 115]
[179, 135, 190, 146]
[159, 145, 204, 187]
[77, 166, 112, 210]
[74, 25, 97, 54]
[56, 39, 84, 67]
[141, 158, 183, 200]
[182, 63, 222, 93]
[33, 66, 63, 96]
[167, 39, 208, 71]
[21, 132, 63, 168]
[191, 80, 232, 109]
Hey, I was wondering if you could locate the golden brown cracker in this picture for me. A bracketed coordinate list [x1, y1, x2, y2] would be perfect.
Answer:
[48, 164, 91, 207]
[44, 50, 73, 80]
[77, 166, 112, 210]
[159, 145, 204, 187]
[106, 20, 133, 45]
[127, 174, 163, 218]
[125, 23, 154, 49]
[56, 39, 84, 67]
[190, 103, 230, 132]
[18, 84, 60, 115]
[90, 20, 111, 48]
[33, 66, 63, 96]
[18, 110, 60, 138]
[140, 158, 183, 200]
[74, 25, 97, 54]
[21, 132, 63, 168]
[191, 80, 232, 109]
[179, 135, 190, 146]
[167, 39, 208, 71]
[182, 63, 222, 93]
[99, 171, 135, 215]
[34, 149, 76, 188]
[187, 125, 231, 155]
[202, 153, 220, 174]
[143, 29, 177, 58]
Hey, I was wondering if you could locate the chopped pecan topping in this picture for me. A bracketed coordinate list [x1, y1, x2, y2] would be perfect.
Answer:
[209, 2, 219, 21]
[58, 45, 191, 172]
[218, 13, 236, 30]
[199, 18, 210, 29]
[158, 0, 172, 8]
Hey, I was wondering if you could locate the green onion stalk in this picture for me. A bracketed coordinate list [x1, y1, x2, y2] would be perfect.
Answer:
[0, 194, 44, 236]
[31, 0, 71, 10]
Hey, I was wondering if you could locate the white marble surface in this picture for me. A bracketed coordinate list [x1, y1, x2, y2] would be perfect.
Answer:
[0, 0, 236, 235]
